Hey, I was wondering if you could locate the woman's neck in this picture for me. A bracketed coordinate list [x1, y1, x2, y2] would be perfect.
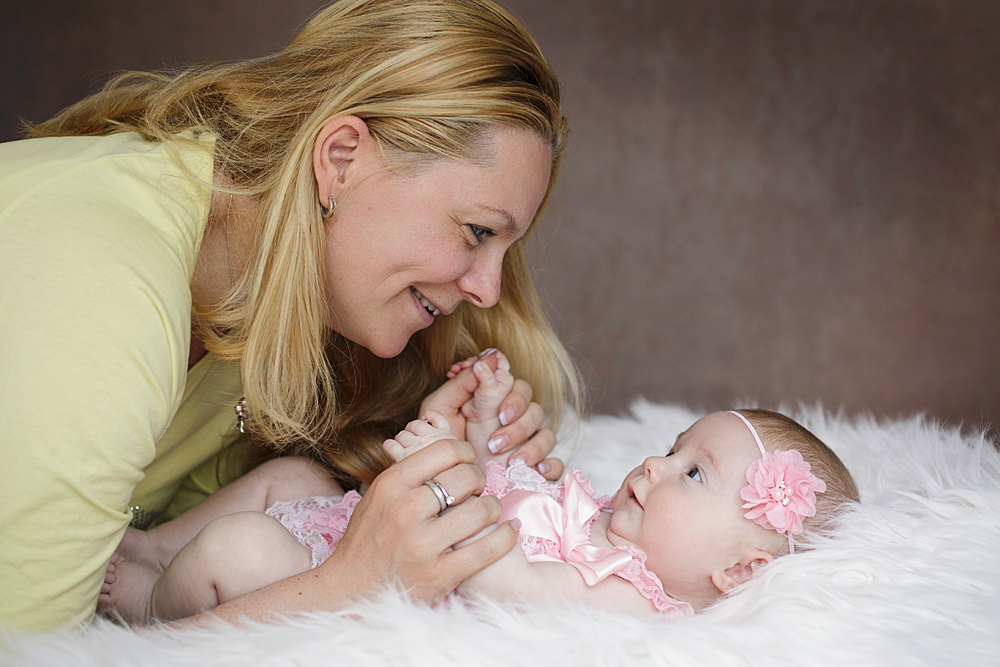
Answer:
[190, 176, 254, 308]
[189, 172, 256, 367]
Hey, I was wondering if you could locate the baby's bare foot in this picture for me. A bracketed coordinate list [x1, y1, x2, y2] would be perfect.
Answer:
[98, 552, 159, 625]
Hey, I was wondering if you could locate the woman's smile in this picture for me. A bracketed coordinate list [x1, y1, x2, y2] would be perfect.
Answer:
[411, 287, 442, 318]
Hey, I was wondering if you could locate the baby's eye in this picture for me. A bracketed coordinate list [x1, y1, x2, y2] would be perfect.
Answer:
[686, 467, 702, 482]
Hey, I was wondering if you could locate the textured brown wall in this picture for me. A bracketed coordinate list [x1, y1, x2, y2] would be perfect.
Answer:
[3, 0, 998, 430]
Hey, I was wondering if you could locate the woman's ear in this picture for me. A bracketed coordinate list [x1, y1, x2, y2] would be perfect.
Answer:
[711, 549, 774, 593]
[312, 115, 372, 206]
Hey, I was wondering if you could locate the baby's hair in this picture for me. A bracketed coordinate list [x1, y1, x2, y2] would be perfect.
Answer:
[734, 409, 859, 556]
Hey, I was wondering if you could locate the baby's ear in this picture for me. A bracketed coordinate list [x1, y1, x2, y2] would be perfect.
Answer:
[711, 549, 774, 593]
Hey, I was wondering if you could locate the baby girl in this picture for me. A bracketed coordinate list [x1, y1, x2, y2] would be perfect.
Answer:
[396, 358, 860, 615]
[100, 351, 858, 622]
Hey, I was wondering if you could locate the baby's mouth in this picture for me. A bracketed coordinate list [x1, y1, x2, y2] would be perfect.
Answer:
[412, 287, 441, 317]
[628, 483, 643, 509]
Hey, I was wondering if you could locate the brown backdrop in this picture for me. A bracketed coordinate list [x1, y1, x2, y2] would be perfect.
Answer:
[3, 0, 998, 430]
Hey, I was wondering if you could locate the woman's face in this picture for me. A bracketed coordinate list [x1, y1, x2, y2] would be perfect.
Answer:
[322, 127, 552, 358]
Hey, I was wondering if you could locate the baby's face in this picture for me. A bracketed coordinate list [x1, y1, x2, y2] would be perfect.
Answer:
[606, 411, 763, 607]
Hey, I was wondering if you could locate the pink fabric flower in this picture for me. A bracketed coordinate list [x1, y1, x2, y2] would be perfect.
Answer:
[740, 449, 827, 535]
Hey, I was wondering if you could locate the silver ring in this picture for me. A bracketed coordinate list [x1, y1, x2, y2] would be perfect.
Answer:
[424, 479, 455, 515]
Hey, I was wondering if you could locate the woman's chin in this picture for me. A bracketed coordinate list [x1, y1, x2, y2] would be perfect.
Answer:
[365, 335, 414, 359]
[322, 323, 414, 359]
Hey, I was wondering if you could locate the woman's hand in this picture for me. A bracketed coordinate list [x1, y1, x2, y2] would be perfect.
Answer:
[421, 352, 563, 480]
[322, 436, 520, 604]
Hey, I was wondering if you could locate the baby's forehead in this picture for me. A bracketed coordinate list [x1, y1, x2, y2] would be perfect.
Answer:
[676, 414, 761, 478]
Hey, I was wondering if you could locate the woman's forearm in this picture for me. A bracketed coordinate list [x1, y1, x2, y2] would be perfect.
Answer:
[166, 556, 361, 628]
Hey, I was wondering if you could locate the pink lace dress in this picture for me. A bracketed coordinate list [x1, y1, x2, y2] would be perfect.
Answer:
[484, 460, 693, 618]
[265, 491, 362, 569]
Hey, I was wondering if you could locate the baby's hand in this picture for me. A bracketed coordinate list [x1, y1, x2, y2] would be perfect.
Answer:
[446, 348, 498, 379]
[462, 351, 513, 425]
[382, 410, 455, 463]
[460, 351, 515, 466]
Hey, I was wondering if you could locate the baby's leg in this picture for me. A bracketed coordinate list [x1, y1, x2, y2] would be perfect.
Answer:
[120, 457, 342, 572]
[151, 511, 313, 621]
[101, 511, 313, 624]
[383, 411, 455, 462]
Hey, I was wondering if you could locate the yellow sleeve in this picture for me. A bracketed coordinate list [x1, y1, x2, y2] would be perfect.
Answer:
[0, 134, 220, 631]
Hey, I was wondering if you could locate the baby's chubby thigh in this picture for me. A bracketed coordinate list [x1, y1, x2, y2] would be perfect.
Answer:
[160, 510, 313, 612]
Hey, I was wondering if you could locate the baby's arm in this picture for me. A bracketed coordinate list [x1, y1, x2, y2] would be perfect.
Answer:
[456, 530, 658, 617]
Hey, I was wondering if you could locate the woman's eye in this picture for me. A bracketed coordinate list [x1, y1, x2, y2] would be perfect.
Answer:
[686, 467, 702, 482]
[468, 224, 496, 244]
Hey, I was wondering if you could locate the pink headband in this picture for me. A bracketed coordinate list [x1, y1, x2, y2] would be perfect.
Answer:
[728, 411, 827, 554]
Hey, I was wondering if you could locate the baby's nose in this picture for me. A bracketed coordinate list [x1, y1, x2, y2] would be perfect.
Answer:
[643, 455, 667, 479]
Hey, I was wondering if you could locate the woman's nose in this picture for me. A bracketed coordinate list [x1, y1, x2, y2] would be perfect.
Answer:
[457, 253, 503, 308]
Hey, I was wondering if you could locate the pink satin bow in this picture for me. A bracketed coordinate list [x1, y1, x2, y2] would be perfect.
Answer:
[499, 475, 632, 586]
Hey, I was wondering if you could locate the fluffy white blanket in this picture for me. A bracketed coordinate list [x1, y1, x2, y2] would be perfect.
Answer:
[3, 401, 999, 666]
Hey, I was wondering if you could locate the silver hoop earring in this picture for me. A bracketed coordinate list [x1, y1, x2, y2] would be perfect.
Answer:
[321, 194, 337, 219]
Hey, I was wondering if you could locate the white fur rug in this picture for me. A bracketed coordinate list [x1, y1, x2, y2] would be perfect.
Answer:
[3, 401, 1000, 666]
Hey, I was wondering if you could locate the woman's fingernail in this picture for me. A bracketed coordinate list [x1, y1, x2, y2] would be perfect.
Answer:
[499, 407, 515, 426]
[536, 462, 550, 475]
[508, 455, 526, 467]
[473, 360, 488, 374]
[478, 348, 498, 359]
[510, 518, 522, 532]
[487, 435, 509, 454]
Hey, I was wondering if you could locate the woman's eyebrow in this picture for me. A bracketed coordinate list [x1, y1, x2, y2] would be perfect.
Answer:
[475, 203, 520, 236]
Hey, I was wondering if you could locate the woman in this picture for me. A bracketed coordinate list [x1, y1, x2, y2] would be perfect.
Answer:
[0, 0, 582, 630]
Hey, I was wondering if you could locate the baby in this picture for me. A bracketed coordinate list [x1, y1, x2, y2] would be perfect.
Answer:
[397, 361, 860, 616]
[100, 350, 858, 622]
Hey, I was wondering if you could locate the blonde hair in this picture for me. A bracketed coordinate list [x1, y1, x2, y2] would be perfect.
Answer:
[28, 0, 583, 484]
[734, 409, 859, 556]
